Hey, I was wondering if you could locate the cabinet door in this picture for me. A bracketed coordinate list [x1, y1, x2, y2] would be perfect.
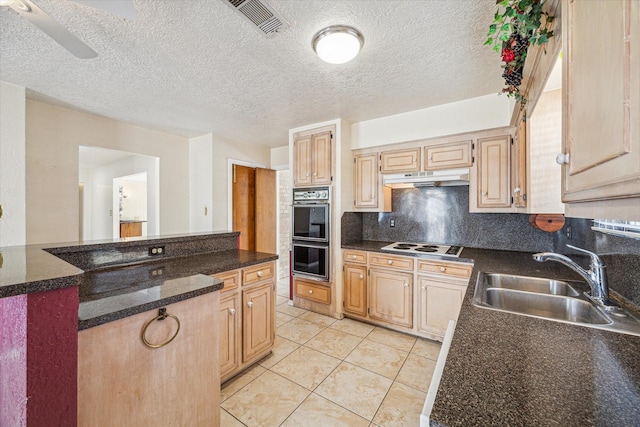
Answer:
[219, 293, 240, 379]
[380, 148, 420, 173]
[369, 269, 413, 328]
[343, 263, 367, 316]
[242, 282, 274, 362]
[477, 135, 511, 208]
[418, 276, 466, 337]
[294, 136, 312, 187]
[562, 0, 640, 202]
[354, 153, 379, 209]
[294, 277, 331, 304]
[424, 140, 472, 170]
[312, 131, 332, 184]
[78, 293, 220, 426]
[512, 118, 527, 208]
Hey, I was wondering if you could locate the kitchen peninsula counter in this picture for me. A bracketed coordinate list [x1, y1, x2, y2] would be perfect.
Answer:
[79, 249, 277, 329]
[342, 241, 640, 426]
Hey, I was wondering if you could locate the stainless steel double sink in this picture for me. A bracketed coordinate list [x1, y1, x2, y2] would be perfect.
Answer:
[473, 272, 640, 336]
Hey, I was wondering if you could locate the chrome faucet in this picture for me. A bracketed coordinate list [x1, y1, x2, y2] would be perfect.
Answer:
[533, 244, 611, 306]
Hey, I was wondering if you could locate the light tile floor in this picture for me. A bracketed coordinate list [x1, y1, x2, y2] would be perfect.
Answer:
[220, 279, 442, 426]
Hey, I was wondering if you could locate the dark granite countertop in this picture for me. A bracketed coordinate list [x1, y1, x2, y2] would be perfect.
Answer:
[0, 245, 84, 298]
[343, 241, 640, 426]
[78, 249, 278, 330]
[1, 233, 277, 331]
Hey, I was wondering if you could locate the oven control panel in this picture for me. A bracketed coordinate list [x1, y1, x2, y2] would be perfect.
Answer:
[293, 187, 330, 202]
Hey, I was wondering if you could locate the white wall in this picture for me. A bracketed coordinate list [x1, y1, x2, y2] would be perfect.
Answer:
[351, 94, 514, 149]
[270, 146, 289, 170]
[189, 133, 214, 233]
[26, 100, 189, 245]
[0, 81, 26, 247]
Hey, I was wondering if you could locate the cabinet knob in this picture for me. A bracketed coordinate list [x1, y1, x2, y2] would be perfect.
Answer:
[352, 255, 357, 260]
[440, 267, 446, 272]
[482, 192, 488, 197]
[308, 289, 313, 294]
[556, 153, 570, 165]
[247, 301, 253, 308]
[513, 187, 521, 194]
[257, 271, 263, 277]
[387, 260, 393, 265]
[306, 173, 310, 177]
[421, 286, 426, 291]
[313, 172, 317, 176]
[229, 308, 236, 315]
[428, 155, 433, 161]
[404, 283, 409, 287]
[359, 274, 364, 280]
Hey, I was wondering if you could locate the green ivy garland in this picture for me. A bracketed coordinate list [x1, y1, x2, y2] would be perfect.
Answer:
[485, 0, 555, 105]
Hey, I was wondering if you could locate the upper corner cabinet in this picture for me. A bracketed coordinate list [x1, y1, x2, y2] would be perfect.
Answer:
[294, 131, 333, 187]
[561, 0, 640, 203]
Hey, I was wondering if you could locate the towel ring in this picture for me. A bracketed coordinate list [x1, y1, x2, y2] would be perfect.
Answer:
[141, 308, 180, 349]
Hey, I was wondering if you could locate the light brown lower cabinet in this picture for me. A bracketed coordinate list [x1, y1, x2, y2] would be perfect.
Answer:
[369, 268, 413, 328]
[294, 277, 332, 304]
[243, 281, 275, 362]
[219, 293, 240, 379]
[417, 276, 466, 336]
[214, 261, 275, 382]
[78, 292, 220, 427]
[342, 251, 472, 341]
[343, 263, 368, 316]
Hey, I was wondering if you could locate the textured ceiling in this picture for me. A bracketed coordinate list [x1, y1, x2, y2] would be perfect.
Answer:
[0, 0, 505, 148]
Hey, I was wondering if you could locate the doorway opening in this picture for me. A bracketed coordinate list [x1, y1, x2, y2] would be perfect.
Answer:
[79, 146, 159, 241]
[114, 172, 148, 238]
[231, 164, 276, 252]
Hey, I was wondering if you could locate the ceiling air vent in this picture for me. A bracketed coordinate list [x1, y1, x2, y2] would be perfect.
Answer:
[222, 0, 289, 36]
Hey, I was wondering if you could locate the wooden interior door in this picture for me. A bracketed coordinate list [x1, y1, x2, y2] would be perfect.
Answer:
[232, 165, 256, 251]
[232, 165, 277, 253]
[255, 168, 276, 253]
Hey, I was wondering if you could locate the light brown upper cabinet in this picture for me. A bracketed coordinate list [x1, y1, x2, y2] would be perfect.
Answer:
[380, 147, 421, 173]
[353, 153, 391, 211]
[512, 119, 527, 208]
[293, 131, 332, 187]
[424, 140, 472, 170]
[561, 0, 640, 215]
[476, 135, 511, 209]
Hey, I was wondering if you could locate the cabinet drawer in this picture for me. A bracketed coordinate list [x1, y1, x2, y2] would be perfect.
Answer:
[417, 260, 472, 279]
[243, 262, 275, 286]
[343, 250, 367, 264]
[424, 140, 472, 170]
[380, 148, 421, 173]
[213, 269, 240, 292]
[369, 253, 414, 271]
[294, 278, 331, 304]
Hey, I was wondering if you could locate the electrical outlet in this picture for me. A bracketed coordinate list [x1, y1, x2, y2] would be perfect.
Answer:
[390, 219, 395, 228]
[148, 246, 165, 256]
[565, 225, 572, 240]
[149, 266, 165, 278]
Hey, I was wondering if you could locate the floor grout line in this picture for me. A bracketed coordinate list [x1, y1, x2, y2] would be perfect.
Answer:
[224, 304, 440, 426]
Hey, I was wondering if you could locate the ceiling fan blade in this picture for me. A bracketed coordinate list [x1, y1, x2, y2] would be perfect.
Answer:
[71, 0, 136, 20]
[9, 0, 98, 59]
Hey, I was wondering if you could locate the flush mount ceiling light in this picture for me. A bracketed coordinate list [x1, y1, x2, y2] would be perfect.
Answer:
[312, 25, 364, 64]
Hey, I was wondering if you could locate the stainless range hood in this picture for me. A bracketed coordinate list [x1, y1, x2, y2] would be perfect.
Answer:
[383, 168, 470, 188]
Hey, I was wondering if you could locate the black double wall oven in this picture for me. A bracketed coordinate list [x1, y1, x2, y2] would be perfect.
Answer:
[291, 187, 330, 281]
